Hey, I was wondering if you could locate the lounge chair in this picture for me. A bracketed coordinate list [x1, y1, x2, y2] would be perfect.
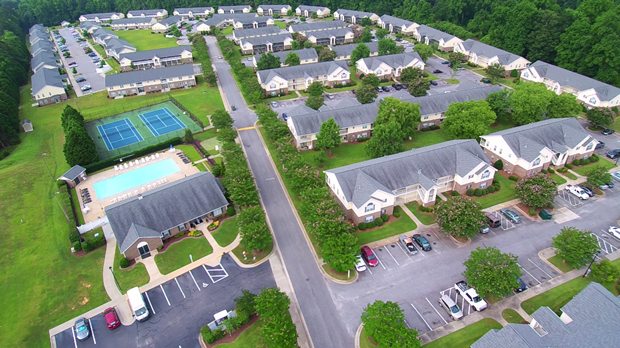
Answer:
[129, 162, 134, 167]
[156, 153, 160, 158]
[141, 158, 145, 163]
[134, 190, 139, 195]
[147, 185, 152, 190]
[146, 157, 150, 162]
[124, 163, 129, 169]
[114, 165, 118, 171]
[151, 155, 156, 161]
[141, 187, 145, 192]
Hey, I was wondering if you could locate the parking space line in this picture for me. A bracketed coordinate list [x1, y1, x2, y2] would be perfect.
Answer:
[384, 246, 400, 266]
[145, 291, 156, 314]
[528, 259, 553, 279]
[89, 319, 96, 344]
[373, 251, 387, 270]
[410, 303, 432, 331]
[395, 242, 410, 258]
[175, 278, 186, 299]
[71, 326, 78, 348]
[189, 270, 201, 291]
[160, 284, 171, 306]
[517, 263, 541, 284]
[426, 298, 448, 324]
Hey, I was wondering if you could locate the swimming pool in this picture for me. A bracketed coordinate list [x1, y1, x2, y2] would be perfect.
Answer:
[94, 158, 180, 199]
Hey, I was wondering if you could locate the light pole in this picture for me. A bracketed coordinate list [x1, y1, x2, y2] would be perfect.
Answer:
[583, 250, 601, 278]
[109, 266, 122, 292]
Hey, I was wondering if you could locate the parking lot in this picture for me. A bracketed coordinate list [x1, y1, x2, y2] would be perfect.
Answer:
[53, 255, 276, 348]
[56, 28, 106, 96]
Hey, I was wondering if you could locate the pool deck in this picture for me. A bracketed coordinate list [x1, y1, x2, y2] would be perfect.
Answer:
[76, 149, 201, 224]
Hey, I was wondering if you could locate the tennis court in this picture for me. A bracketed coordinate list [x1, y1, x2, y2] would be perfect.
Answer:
[97, 118, 144, 150]
[139, 107, 187, 136]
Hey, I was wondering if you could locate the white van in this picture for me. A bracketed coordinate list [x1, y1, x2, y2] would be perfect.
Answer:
[127, 287, 149, 322]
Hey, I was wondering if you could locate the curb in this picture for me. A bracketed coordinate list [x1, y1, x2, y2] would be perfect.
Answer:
[354, 323, 364, 348]
[447, 234, 471, 247]
[538, 247, 563, 274]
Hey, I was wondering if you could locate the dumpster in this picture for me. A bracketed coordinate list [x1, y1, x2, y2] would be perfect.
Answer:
[539, 209, 553, 220]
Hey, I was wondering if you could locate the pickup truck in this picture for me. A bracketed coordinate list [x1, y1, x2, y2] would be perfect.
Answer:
[399, 235, 418, 255]
[455, 281, 487, 311]
[565, 184, 589, 200]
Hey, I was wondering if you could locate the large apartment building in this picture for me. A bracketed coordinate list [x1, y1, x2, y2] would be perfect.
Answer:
[118, 46, 193, 72]
[257, 60, 350, 96]
[105, 64, 198, 98]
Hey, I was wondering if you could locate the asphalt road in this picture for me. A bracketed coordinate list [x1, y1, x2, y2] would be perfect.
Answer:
[205, 35, 353, 348]
[57, 28, 106, 95]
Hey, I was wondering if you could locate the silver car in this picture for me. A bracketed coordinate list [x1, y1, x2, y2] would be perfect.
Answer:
[355, 255, 367, 272]
[439, 295, 463, 320]
[74, 317, 90, 341]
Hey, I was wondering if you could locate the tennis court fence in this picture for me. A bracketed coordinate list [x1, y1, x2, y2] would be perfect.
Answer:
[169, 95, 205, 129]
[82, 94, 170, 121]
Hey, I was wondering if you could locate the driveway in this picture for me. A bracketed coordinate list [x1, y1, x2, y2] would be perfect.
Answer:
[576, 117, 620, 159]
[56, 28, 106, 96]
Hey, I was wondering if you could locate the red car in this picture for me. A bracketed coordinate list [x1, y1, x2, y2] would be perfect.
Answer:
[360, 245, 378, 267]
[103, 307, 120, 330]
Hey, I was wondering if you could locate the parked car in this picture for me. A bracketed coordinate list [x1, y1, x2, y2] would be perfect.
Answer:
[441, 60, 450, 64]
[457, 66, 465, 70]
[439, 294, 463, 320]
[607, 149, 620, 159]
[218, 56, 222, 59]
[270, 101, 278, 108]
[515, 277, 528, 292]
[608, 226, 620, 241]
[430, 80, 438, 86]
[326, 93, 335, 99]
[392, 83, 403, 90]
[376, 86, 383, 92]
[565, 184, 589, 200]
[81, 85, 91, 91]
[74, 317, 90, 341]
[500, 208, 522, 224]
[612, 172, 620, 181]
[399, 235, 418, 255]
[282, 113, 288, 121]
[596, 141, 605, 149]
[433, 69, 443, 74]
[354, 255, 367, 272]
[578, 185, 595, 197]
[360, 245, 378, 267]
[381, 86, 390, 92]
[413, 234, 432, 251]
[88, 53, 97, 57]
[103, 307, 120, 330]
[75, 77, 86, 83]
[602, 128, 615, 135]
[68, 62, 77, 67]
[482, 78, 491, 83]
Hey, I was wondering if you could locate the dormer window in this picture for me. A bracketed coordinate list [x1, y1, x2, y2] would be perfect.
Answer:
[586, 143, 593, 151]
[523, 72, 529, 78]
[590, 97, 596, 104]
[341, 72, 347, 79]
[481, 170, 490, 179]
[365, 203, 375, 213]
[377, 69, 382, 75]
[533, 158, 541, 166]
[270, 83, 276, 89]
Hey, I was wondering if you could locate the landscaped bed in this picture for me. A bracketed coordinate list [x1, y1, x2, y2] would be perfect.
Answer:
[155, 235, 213, 274]
[323, 264, 355, 281]
[211, 217, 239, 247]
[405, 201, 436, 225]
[354, 209, 418, 246]
[207, 317, 266, 348]
[232, 240, 273, 265]
[548, 254, 575, 273]
[422, 319, 503, 348]
[472, 173, 517, 209]
[571, 157, 617, 176]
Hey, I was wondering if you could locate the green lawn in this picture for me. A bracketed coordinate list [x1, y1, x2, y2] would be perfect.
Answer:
[274, 21, 287, 29]
[299, 144, 369, 173]
[405, 202, 436, 225]
[113, 245, 150, 290]
[425, 72, 440, 81]
[444, 78, 460, 84]
[92, 43, 107, 58]
[216, 320, 266, 348]
[548, 254, 575, 273]
[155, 237, 213, 275]
[354, 211, 418, 246]
[422, 319, 503, 348]
[403, 130, 452, 150]
[550, 174, 567, 185]
[559, 171, 578, 180]
[572, 159, 617, 176]
[359, 327, 375, 348]
[70, 187, 85, 225]
[323, 264, 355, 281]
[194, 128, 218, 141]
[521, 276, 592, 315]
[472, 174, 517, 209]
[176, 145, 203, 162]
[211, 217, 239, 247]
[232, 239, 274, 265]
[502, 309, 527, 324]
[221, 25, 234, 35]
[104, 58, 120, 75]
[0, 84, 109, 348]
[114, 30, 179, 50]
[266, 93, 299, 102]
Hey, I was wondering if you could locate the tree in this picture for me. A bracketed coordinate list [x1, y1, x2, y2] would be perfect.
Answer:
[448, 52, 466, 72]
[375, 28, 390, 39]
[303, 41, 313, 48]
[509, 83, 554, 125]
[255, 287, 290, 318]
[287, 9, 294, 16]
[318, 47, 336, 62]
[356, 84, 378, 104]
[257, 53, 281, 70]
[284, 52, 300, 66]
[362, 301, 421, 348]
[362, 74, 381, 87]
[400, 67, 430, 97]
[306, 96, 324, 110]
[321, 233, 358, 273]
[211, 109, 234, 130]
[514, 174, 558, 208]
[378, 38, 403, 55]
[307, 81, 324, 97]
[546, 93, 581, 119]
[183, 129, 193, 143]
[375, 97, 421, 139]
[587, 165, 612, 186]
[552, 227, 599, 269]
[365, 121, 404, 159]
[350, 43, 371, 63]
[255, 287, 299, 348]
[311, 12, 318, 19]
[414, 43, 436, 62]
[72, 67, 77, 74]
[435, 197, 486, 239]
[590, 259, 620, 283]
[360, 28, 372, 43]
[485, 63, 506, 83]
[234, 289, 257, 315]
[486, 90, 512, 122]
[63, 127, 99, 166]
[291, 40, 302, 50]
[315, 118, 341, 154]
[586, 108, 615, 127]
[442, 100, 497, 139]
[463, 247, 521, 298]
[239, 206, 272, 251]
[360, 17, 373, 27]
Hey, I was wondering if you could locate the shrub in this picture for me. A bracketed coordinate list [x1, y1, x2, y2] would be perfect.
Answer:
[358, 222, 367, 230]
[548, 168, 556, 174]
[69, 230, 81, 244]
[357, 136, 370, 142]
[509, 175, 518, 181]
[474, 189, 483, 196]
[374, 219, 383, 227]
[359, 73, 365, 79]
[393, 212, 400, 218]
[227, 206, 236, 216]
[72, 241, 82, 252]
[493, 183, 500, 191]
[466, 189, 474, 196]
[201, 326, 215, 344]
[429, 125, 440, 130]
[529, 207, 536, 216]
[541, 168, 547, 174]
[467, 62, 477, 67]
[451, 191, 460, 196]
[81, 240, 91, 252]
[235, 306, 251, 325]
[565, 163, 573, 169]
[381, 214, 389, 222]
[588, 156, 596, 163]
[483, 189, 490, 195]
[487, 186, 496, 193]
[510, 69, 518, 78]
[493, 159, 504, 170]
[119, 257, 130, 268]
[547, 202, 554, 209]
[572, 159, 580, 165]
[211, 164, 221, 176]
[592, 154, 600, 162]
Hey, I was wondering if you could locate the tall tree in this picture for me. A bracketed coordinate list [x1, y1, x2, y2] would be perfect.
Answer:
[375, 28, 390, 39]
[485, 63, 506, 83]
[586, 108, 615, 127]
[442, 100, 497, 139]
[362, 301, 421, 348]
[400, 67, 430, 97]
[514, 174, 558, 208]
[356, 84, 378, 104]
[239, 206, 272, 251]
[375, 97, 421, 139]
[546, 93, 582, 119]
[318, 47, 336, 62]
[378, 38, 403, 56]
[360, 28, 372, 43]
[552, 226, 599, 269]
[350, 43, 371, 64]
[486, 90, 512, 122]
[284, 52, 300, 66]
[435, 197, 486, 239]
[315, 118, 341, 154]
[257, 53, 281, 70]
[307, 81, 324, 97]
[321, 233, 358, 274]
[509, 83, 555, 125]
[463, 247, 521, 298]
[362, 74, 381, 88]
[305, 96, 324, 110]
[414, 43, 436, 62]
[365, 121, 404, 159]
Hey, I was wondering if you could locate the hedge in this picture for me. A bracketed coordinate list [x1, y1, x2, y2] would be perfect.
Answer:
[358, 222, 367, 230]
[509, 176, 518, 181]
[466, 189, 474, 196]
[451, 191, 461, 196]
[374, 219, 384, 227]
[82, 233, 106, 253]
[84, 137, 182, 173]
[393, 212, 400, 218]
[548, 168, 556, 174]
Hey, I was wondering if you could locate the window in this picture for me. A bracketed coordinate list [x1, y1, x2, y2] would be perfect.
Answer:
[466, 184, 472, 189]
[590, 97, 596, 104]
[363, 125, 367, 129]
[423, 116, 429, 120]
[468, 174, 473, 179]
[480, 183, 487, 189]
[493, 146, 497, 151]
[533, 158, 541, 166]
[481, 170, 490, 179]
[499, 149, 503, 155]
[586, 143, 593, 151]
[178, 224, 187, 231]
[341, 72, 347, 79]
[377, 69, 382, 75]
[270, 83, 276, 89]
[365, 203, 375, 213]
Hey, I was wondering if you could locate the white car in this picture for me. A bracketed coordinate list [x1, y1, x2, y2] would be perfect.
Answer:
[565, 184, 589, 200]
[355, 255, 367, 272]
[608, 227, 620, 241]
[270, 101, 278, 108]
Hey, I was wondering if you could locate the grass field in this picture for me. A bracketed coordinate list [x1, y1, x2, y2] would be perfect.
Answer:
[211, 217, 239, 247]
[70, 187, 86, 225]
[232, 239, 273, 264]
[92, 43, 107, 58]
[221, 26, 234, 35]
[422, 319, 503, 348]
[194, 128, 218, 141]
[572, 159, 617, 176]
[113, 245, 150, 290]
[550, 174, 567, 185]
[299, 144, 369, 173]
[176, 144, 203, 162]
[473, 174, 517, 209]
[444, 78, 460, 84]
[548, 254, 575, 273]
[114, 30, 179, 51]
[0, 84, 110, 348]
[105, 58, 120, 75]
[155, 236, 213, 275]
[559, 171, 578, 180]
[217, 320, 266, 348]
[521, 276, 592, 315]
[502, 309, 527, 324]
[274, 21, 287, 29]
[354, 212, 418, 246]
[405, 202, 436, 225]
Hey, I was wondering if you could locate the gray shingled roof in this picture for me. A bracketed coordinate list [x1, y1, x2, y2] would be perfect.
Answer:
[399, 85, 502, 115]
[31, 51, 58, 71]
[487, 118, 592, 162]
[219, 5, 251, 11]
[379, 14, 415, 28]
[416, 24, 456, 42]
[329, 42, 379, 58]
[290, 102, 377, 136]
[307, 28, 353, 39]
[258, 4, 292, 11]
[31, 68, 65, 95]
[92, 28, 117, 41]
[241, 33, 292, 46]
[106, 172, 228, 254]
[359, 52, 423, 70]
[29, 24, 47, 34]
[80, 21, 100, 30]
[127, 9, 164, 16]
[287, 104, 317, 116]
[257, 60, 348, 83]
[472, 282, 620, 348]
[296, 5, 329, 11]
[203, 13, 257, 26]
[335, 9, 376, 18]
[158, 15, 182, 26]
[234, 16, 272, 25]
[105, 64, 195, 87]
[111, 17, 154, 25]
[174, 7, 214, 15]
[325, 140, 492, 208]
[119, 46, 191, 62]
[59, 165, 86, 181]
[104, 37, 135, 52]
[290, 20, 346, 33]
[82, 12, 122, 20]
[234, 26, 281, 40]
[31, 40, 53, 52]
[528, 60, 620, 102]
[254, 48, 318, 65]
[30, 31, 49, 44]
[462, 39, 527, 66]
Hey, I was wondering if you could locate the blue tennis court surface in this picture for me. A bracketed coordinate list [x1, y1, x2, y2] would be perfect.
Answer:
[97, 118, 144, 151]
[139, 107, 187, 136]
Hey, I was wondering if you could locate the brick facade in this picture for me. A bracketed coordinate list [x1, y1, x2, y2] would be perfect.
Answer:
[108, 78, 196, 98]
[37, 93, 68, 106]
[453, 177, 495, 195]
[123, 237, 163, 260]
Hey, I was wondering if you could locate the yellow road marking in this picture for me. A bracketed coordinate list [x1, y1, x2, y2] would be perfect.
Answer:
[237, 126, 255, 131]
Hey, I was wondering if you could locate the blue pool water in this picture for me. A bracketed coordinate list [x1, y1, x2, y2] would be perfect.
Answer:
[94, 158, 180, 199]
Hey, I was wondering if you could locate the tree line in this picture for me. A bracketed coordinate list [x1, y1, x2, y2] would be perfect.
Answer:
[61, 105, 98, 166]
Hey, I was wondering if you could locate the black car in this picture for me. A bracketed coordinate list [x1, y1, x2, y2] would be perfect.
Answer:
[602, 128, 615, 135]
[231, 105, 236, 111]
[578, 185, 595, 197]
[441, 60, 450, 64]
[515, 277, 528, 292]
[433, 69, 443, 74]
[607, 149, 620, 159]
[413, 234, 432, 251]
[75, 77, 86, 83]
[382, 86, 390, 92]
[596, 141, 605, 149]
[430, 80, 438, 86]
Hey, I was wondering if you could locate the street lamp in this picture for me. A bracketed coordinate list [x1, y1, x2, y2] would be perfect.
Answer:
[583, 250, 601, 278]
[109, 266, 123, 292]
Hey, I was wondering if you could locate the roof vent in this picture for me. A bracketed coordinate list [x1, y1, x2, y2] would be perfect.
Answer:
[418, 169, 422, 174]
[138, 194, 143, 200]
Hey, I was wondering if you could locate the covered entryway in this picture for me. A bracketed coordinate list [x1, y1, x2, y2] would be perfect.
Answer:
[137, 241, 151, 258]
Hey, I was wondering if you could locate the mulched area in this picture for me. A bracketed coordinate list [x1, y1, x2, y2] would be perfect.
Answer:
[71, 243, 106, 258]
[352, 215, 400, 233]
[206, 315, 260, 347]
[158, 234, 203, 253]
